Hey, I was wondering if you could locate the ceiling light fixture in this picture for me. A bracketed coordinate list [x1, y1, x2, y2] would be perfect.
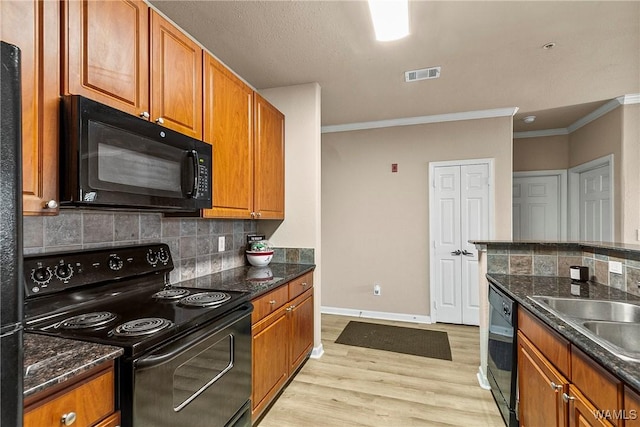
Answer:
[543, 42, 556, 50]
[523, 115, 537, 124]
[368, 0, 409, 42]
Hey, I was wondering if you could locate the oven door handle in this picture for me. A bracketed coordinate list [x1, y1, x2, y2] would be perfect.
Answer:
[135, 304, 252, 369]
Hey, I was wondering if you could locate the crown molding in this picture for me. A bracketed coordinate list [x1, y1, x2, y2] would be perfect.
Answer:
[321, 107, 519, 134]
[513, 128, 569, 139]
[514, 93, 640, 139]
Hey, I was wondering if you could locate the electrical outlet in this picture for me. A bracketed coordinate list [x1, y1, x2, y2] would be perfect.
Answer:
[218, 236, 225, 252]
[609, 260, 623, 275]
[373, 284, 381, 296]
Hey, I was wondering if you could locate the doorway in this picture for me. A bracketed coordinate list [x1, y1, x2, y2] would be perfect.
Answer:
[512, 170, 567, 240]
[568, 155, 614, 241]
[429, 159, 493, 326]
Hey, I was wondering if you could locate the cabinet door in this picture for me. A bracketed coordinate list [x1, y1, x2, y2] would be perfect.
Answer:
[253, 93, 285, 219]
[2, 0, 60, 215]
[150, 11, 202, 139]
[203, 53, 253, 218]
[288, 289, 314, 374]
[517, 332, 568, 427]
[64, 0, 149, 117]
[568, 385, 615, 427]
[624, 387, 640, 427]
[252, 308, 288, 419]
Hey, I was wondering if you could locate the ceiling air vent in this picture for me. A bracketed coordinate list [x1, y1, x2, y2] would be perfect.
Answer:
[405, 66, 441, 82]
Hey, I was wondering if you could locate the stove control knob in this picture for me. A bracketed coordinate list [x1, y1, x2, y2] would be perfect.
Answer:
[108, 255, 124, 271]
[146, 251, 158, 266]
[31, 266, 52, 285]
[158, 248, 170, 264]
[54, 263, 74, 281]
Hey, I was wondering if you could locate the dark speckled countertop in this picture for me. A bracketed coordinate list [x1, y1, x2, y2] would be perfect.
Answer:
[176, 262, 315, 299]
[24, 262, 314, 397]
[23, 334, 122, 397]
[487, 273, 640, 391]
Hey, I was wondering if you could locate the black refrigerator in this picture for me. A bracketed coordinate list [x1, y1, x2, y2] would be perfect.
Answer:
[1, 40, 24, 427]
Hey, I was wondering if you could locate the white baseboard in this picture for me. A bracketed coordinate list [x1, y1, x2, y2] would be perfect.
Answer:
[477, 366, 491, 390]
[321, 306, 431, 324]
[310, 344, 324, 359]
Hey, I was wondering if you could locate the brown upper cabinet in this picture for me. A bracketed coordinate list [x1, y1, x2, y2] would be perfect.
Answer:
[203, 55, 284, 219]
[2, 0, 60, 215]
[203, 53, 254, 218]
[150, 10, 202, 139]
[253, 93, 285, 219]
[63, 0, 149, 118]
[63, 2, 202, 139]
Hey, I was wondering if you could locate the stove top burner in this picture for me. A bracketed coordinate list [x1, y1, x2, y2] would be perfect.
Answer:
[180, 292, 231, 307]
[57, 311, 117, 329]
[153, 288, 191, 300]
[112, 318, 174, 337]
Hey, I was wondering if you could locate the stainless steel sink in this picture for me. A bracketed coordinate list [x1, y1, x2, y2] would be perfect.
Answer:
[528, 295, 640, 361]
[529, 296, 640, 322]
[582, 321, 640, 361]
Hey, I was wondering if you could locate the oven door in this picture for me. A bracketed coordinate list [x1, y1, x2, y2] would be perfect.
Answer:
[61, 95, 212, 210]
[130, 304, 252, 427]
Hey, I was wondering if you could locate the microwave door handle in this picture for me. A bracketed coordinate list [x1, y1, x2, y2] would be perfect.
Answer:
[186, 149, 199, 198]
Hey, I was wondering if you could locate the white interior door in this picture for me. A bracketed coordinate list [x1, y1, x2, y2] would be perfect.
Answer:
[579, 165, 611, 241]
[432, 162, 489, 325]
[513, 175, 560, 240]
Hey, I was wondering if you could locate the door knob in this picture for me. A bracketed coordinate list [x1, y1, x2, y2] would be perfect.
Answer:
[451, 250, 462, 256]
[461, 250, 473, 256]
[43, 199, 58, 209]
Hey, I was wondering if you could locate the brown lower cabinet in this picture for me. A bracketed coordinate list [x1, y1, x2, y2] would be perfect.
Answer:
[24, 361, 117, 427]
[517, 308, 636, 427]
[251, 271, 314, 422]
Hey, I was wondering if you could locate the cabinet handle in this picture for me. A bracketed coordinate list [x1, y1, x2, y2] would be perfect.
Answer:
[250, 212, 256, 219]
[61, 411, 77, 426]
[562, 392, 575, 403]
[550, 382, 562, 391]
[140, 111, 150, 119]
[256, 212, 262, 218]
[44, 199, 58, 209]
[300, 282, 308, 287]
[155, 117, 164, 124]
[286, 305, 295, 312]
[269, 300, 276, 305]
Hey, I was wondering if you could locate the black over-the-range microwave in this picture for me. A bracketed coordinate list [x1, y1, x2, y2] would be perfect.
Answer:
[60, 95, 212, 211]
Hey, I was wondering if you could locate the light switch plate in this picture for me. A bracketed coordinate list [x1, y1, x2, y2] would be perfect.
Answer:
[609, 260, 623, 274]
[218, 236, 225, 252]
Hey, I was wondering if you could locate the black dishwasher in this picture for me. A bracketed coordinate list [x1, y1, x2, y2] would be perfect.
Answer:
[487, 282, 519, 427]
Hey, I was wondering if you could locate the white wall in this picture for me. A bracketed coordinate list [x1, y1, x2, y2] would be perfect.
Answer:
[257, 83, 323, 353]
[321, 116, 513, 319]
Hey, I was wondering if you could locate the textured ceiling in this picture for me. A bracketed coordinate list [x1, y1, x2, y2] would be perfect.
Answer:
[149, 1, 640, 131]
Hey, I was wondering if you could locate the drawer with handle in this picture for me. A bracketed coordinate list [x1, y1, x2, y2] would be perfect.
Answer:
[252, 285, 289, 323]
[288, 271, 313, 300]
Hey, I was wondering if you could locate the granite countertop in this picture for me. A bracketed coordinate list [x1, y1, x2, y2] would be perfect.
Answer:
[176, 262, 315, 299]
[471, 239, 640, 254]
[487, 273, 640, 391]
[23, 333, 123, 397]
[24, 262, 314, 398]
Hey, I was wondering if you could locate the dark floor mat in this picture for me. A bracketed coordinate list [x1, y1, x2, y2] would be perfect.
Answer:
[335, 321, 452, 361]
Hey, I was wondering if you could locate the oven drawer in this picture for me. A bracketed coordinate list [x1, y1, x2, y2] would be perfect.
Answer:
[24, 364, 115, 427]
[252, 285, 289, 322]
[288, 271, 313, 300]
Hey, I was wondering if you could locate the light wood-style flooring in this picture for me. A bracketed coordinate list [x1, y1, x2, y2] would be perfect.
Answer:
[258, 314, 504, 427]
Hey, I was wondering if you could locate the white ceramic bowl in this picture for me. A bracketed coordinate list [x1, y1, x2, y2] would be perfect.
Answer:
[246, 250, 274, 267]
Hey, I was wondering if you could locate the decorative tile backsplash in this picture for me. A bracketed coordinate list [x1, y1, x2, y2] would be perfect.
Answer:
[24, 210, 316, 284]
[486, 243, 640, 297]
[23, 210, 257, 284]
